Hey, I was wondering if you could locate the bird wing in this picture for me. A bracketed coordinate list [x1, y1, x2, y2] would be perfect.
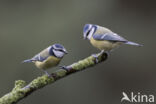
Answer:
[92, 33, 127, 42]
[31, 47, 50, 62]
[22, 47, 51, 63]
[31, 54, 48, 62]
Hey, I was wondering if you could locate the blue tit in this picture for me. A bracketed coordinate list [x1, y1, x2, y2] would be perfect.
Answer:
[83, 24, 142, 62]
[23, 43, 68, 76]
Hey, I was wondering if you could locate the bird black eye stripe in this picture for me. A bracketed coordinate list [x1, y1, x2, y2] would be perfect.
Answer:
[55, 49, 64, 52]
[86, 30, 91, 36]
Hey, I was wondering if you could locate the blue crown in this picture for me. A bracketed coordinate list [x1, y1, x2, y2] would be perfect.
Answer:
[53, 44, 63, 49]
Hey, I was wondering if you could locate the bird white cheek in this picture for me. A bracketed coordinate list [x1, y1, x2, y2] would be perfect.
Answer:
[53, 50, 64, 58]
[87, 28, 95, 40]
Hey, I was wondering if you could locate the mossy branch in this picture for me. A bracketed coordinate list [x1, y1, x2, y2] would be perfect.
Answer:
[0, 53, 108, 104]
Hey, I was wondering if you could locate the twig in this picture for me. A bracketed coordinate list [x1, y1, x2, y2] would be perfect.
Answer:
[0, 53, 108, 104]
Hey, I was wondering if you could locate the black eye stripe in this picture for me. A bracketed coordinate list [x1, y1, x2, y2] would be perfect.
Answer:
[55, 49, 64, 52]
[86, 30, 91, 36]
[86, 26, 97, 37]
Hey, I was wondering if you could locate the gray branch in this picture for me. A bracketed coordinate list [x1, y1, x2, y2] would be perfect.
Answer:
[0, 53, 108, 104]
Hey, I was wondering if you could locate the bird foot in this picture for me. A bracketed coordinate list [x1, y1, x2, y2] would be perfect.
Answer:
[43, 71, 51, 77]
[92, 51, 110, 63]
[92, 54, 99, 63]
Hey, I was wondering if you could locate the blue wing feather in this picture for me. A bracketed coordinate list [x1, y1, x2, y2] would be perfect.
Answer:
[23, 53, 49, 63]
[31, 54, 48, 62]
[23, 46, 51, 63]
[22, 55, 48, 63]
[93, 33, 127, 42]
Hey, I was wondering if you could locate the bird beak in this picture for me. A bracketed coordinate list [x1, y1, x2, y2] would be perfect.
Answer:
[63, 49, 68, 54]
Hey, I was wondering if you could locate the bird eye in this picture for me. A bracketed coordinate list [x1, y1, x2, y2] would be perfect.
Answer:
[55, 49, 63, 52]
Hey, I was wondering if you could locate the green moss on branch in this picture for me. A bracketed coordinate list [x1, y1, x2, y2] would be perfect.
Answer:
[0, 53, 107, 104]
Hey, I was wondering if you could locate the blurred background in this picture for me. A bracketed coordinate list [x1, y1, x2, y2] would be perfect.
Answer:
[0, 0, 156, 104]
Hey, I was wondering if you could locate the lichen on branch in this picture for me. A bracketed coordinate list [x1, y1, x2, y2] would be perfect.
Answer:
[0, 53, 108, 104]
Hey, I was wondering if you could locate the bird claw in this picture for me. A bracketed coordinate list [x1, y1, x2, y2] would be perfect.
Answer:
[92, 54, 99, 63]
[43, 71, 51, 77]
[92, 50, 110, 63]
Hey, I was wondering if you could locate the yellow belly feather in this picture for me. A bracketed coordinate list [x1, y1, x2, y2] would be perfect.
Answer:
[90, 37, 122, 51]
[35, 56, 61, 70]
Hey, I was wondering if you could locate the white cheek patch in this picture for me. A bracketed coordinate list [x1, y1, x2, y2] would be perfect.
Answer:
[53, 50, 64, 58]
[87, 28, 95, 40]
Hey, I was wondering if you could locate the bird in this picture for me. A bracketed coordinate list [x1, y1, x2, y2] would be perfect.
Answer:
[23, 43, 68, 76]
[83, 24, 142, 62]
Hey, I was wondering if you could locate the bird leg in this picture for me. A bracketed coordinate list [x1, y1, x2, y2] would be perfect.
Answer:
[43, 70, 51, 77]
[91, 54, 99, 63]
[92, 50, 108, 63]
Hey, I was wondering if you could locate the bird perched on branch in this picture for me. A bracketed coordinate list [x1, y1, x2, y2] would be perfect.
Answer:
[83, 24, 142, 62]
[23, 44, 68, 76]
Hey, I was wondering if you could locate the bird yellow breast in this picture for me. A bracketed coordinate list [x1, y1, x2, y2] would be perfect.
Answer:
[35, 56, 61, 70]
[90, 37, 122, 51]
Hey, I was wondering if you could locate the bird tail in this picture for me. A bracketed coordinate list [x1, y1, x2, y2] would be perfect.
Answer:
[125, 41, 143, 47]
[22, 59, 33, 63]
